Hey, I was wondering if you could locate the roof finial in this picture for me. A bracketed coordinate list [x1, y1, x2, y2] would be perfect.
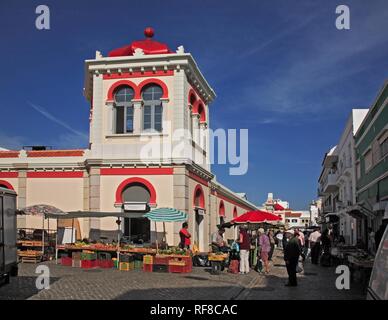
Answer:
[144, 27, 154, 38]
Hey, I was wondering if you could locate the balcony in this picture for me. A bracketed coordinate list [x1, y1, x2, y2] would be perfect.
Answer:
[320, 171, 339, 194]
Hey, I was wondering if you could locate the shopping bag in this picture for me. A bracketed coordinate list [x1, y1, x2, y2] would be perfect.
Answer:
[296, 261, 304, 273]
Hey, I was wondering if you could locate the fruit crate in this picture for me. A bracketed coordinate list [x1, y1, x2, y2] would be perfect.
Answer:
[168, 263, 191, 273]
[72, 252, 82, 260]
[98, 259, 114, 268]
[81, 252, 97, 260]
[81, 260, 97, 269]
[119, 261, 134, 271]
[143, 263, 153, 272]
[154, 255, 170, 265]
[134, 260, 143, 270]
[143, 255, 153, 264]
[61, 256, 72, 266]
[72, 259, 81, 268]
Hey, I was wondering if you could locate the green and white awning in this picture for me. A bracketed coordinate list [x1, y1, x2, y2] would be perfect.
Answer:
[144, 208, 187, 222]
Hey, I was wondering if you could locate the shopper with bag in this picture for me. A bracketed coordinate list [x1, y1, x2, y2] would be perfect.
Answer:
[258, 228, 271, 274]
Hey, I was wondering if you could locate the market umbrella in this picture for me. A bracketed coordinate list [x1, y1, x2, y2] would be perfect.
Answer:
[231, 209, 281, 224]
[144, 208, 188, 252]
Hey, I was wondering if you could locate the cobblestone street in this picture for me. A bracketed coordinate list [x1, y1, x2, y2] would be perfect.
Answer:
[0, 250, 366, 300]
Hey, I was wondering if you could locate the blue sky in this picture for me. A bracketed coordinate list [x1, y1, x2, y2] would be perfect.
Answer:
[0, 0, 387, 209]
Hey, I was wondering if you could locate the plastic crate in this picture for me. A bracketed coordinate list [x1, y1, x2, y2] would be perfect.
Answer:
[143, 263, 153, 272]
[119, 262, 134, 271]
[81, 260, 97, 269]
[61, 256, 72, 266]
[98, 252, 112, 260]
[81, 252, 97, 261]
[134, 260, 143, 270]
[143, 255, 153, 264]
[98, 259, 114, 268]
[72, 259, 81, 268]
[168, 264, 191, 273]
[72, 252, 81, 260]
[154, 255, 170, 265]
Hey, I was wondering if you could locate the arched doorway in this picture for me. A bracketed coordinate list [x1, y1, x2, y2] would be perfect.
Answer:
[193, 185, 205, 251]
[219, 201, 225, 225]
[117, 179, 155, 244]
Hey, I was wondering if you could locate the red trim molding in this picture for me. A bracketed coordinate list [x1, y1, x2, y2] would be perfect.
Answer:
[188, 172, 209, 187]
[193, 184, 205, 209]
[101, 168, 173, 176]
[0, 172, 18, 178]
[103, 70, 173, 80]
[106, 80, 138, 101]
[216, 192, 252, 212]
[27, 171, 84, 178]
[0, 180, 14, 190]
[0, 151, 19, 158]
[115, 177, 157, 205]
[27, 150, 84, 157]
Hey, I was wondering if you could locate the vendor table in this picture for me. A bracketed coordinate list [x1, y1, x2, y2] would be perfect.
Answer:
[208, 253, 228, 275]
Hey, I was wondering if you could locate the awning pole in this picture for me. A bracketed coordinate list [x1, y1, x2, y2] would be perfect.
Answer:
[71, 218, 74, 243]
[55, 219, 58, 264]
[155, 221, 158, 254]
[42, 214, 45, 260]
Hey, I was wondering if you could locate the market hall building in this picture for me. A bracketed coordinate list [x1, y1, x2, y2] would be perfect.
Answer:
[0, 28, 257, 251]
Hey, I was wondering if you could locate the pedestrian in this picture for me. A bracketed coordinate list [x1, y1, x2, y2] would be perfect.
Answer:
[309, 227, 321, 265]
[282, 229, 289, 250]
[179, 222, 191, 250]
[258, 228, 271, 274]
[320, 229, 332, 267]
[238, 225, 251, 274]
[276, 230, 284, 249]
[268, 230, 276, 261]
[368, 228, 376, 254]
[284, 229, 301, 287]
[296, 228, 305, 261]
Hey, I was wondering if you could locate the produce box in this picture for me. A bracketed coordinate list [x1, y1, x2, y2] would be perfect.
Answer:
[154, 255, 170, 265]
[143, 255, 153, 264]
[61, 256, 72, 266]
[72, 252, 82, 260]
[81, 260, 97, 269]
[72, 259, 81, 268]
[98, 252, 112, 260]
[81, 252, 97, 261]
[168, 263, 191, 273]
[143, 264, 153, 272]
[119, 261, 134, 271]
[134, 260, 143, 270]
[120, 253, 134, 263]
[98, 259, 114, 268]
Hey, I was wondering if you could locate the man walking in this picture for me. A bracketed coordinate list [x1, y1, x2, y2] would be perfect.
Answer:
[284, 229, 301, 287]
[309, 227, 321, 265]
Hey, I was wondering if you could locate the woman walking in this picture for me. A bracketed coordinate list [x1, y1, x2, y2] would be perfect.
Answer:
[258, 228, 271, 274]
[238, 225, 251, 274]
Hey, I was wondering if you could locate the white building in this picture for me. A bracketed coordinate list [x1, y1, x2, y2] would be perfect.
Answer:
[318, 109, 368, 244]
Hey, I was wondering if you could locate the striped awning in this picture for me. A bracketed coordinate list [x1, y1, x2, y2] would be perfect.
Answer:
[144, 207, 187, 222]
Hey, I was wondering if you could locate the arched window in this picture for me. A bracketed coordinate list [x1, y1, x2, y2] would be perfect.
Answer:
[193, 185, 205, 209]
[0, 180, 14, 190]
[142, 84, 163, 132]
[219, 201, 225, 217]
[122, 183, 151, 203]
[233, 207, 238, 218]
[114, 86, 135, 134]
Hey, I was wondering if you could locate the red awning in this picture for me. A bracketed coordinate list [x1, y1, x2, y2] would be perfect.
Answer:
[273, 203, 285, 211]
[231, 210, 281, 224]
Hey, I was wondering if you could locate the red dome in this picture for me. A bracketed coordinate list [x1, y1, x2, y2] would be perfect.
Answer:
[108, 28, 173, 57]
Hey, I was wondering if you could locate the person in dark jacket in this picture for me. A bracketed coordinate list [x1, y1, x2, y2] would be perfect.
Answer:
[284, 229, 301, 287]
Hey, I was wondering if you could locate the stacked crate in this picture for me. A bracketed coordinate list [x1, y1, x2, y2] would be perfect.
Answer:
[119, 253, 134, 271]
[142, 255, 153, 272]
[98, 252, 113, 268]
[72, 252, 82, 268]
[81, 251, 97, 268]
